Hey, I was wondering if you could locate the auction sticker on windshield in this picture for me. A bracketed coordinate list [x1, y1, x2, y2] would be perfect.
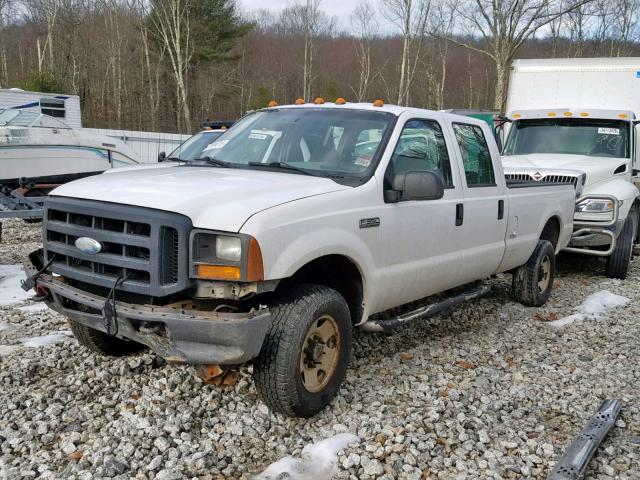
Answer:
[598, 128, 620, 135]
[203, 140, 229, 151]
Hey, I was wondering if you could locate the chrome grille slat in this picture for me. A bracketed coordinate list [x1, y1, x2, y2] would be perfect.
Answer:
[505, 173, 578, 187]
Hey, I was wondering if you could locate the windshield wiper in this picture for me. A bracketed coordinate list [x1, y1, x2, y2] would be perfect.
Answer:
[198, 156, 232, 168]
[248, 161, 315, 176]
[166, 156, 187, 163]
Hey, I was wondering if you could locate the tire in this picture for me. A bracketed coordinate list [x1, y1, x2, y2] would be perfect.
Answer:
[253, 284, 352, 418]
[512, 240, 556, 307]
[68, 318, 146, 356]
[606, 213, 636, 280]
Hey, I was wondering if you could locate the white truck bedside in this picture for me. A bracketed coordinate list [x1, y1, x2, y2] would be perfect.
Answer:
[25, 101, 575, 417]
[502, 57, 640, 279]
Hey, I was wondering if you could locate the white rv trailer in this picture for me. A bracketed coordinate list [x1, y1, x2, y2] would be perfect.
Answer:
[0, 88, 189, 163]
[502, 57, 640, 279]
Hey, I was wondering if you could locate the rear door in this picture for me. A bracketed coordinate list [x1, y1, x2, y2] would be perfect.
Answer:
[449, 121, 508, 283]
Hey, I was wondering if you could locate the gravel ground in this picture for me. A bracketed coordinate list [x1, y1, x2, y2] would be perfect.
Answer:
[1, 218, 639, 479]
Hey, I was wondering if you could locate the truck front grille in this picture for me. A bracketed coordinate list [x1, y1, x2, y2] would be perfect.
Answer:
[505, 173, 579, 187]
[43, 197, 192, 297]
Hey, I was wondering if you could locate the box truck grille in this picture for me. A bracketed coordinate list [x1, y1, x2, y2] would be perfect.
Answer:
[505, 173, 578, 187]
[43, 198, 192, 297]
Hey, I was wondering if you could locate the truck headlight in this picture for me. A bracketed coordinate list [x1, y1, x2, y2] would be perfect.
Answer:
[575, 199, 616, 213]
[216, 236, 242, 261]
[190, 231, 263, 281]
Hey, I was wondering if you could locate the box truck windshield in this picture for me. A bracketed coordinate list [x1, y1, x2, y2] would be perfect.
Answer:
[504, 118, 630, 159]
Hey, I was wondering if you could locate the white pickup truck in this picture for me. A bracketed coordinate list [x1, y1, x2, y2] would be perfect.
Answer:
[26, 102, 575, 417]
[502, 58, 640, 279]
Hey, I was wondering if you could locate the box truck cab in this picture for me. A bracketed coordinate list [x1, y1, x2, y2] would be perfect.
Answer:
[501, 58, 640, 279]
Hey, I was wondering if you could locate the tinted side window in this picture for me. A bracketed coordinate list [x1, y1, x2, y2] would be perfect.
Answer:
[388, 119, 453, 187]
[453, 123, 495, 186]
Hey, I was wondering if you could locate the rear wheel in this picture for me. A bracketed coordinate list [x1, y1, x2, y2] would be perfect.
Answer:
[512, 240, 556, 307]
[253, 284, 352, 417]
[606, 213, 636, 280]
[68, 319, 146, 356]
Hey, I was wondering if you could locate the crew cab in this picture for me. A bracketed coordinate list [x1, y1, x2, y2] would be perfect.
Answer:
[26, 102, 575, 417]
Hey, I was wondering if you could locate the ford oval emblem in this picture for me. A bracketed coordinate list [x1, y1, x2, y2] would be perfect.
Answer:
[75, 237, 102, 255]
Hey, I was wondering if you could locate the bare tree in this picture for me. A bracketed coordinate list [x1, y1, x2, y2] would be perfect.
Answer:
[350, 0, 379, 102]
[278, 0, 335, 101]
[381, 0, 430, 106]
[610, 0, 640, 55]
[147, 0, 193, 132]
[442, 0, 593, 112]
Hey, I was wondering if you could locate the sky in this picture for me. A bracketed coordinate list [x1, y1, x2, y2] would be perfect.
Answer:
[238, 0, 396, 33]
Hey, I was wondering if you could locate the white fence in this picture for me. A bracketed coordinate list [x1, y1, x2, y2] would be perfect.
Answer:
[83, 128, 191, 163]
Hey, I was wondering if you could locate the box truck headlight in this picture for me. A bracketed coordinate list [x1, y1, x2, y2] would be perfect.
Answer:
[575, 198, 616, 213]
[191, 231, 263, 281]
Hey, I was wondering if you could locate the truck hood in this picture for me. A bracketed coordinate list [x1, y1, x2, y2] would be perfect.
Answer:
[51, 166, 349, 231]
[502, 154, 629, 188]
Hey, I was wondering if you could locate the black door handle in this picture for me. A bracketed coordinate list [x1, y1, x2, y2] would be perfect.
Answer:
[498, 199, 504, 220]
[455, 203, 464, 226]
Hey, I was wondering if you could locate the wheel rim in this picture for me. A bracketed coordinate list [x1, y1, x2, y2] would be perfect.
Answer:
[299, 314, 340, 393]
[538, 256, 551, 293]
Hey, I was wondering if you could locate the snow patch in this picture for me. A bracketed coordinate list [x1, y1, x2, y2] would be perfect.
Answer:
[0, 345, 21, 356]
[549, 290, 630, 328]
[0, 265, 31, 307]
[20, 331, 72, 348]
[254, 433, 360, 480]
[18, 303, 49, 313]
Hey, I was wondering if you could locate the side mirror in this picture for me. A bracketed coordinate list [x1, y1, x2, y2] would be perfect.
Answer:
[385, 171, 444, 203]
[158, 151, 166, 162]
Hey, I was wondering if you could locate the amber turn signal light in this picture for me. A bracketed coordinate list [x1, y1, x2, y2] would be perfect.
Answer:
[196, 264, 241, 281]
[246, 237, 264, 282]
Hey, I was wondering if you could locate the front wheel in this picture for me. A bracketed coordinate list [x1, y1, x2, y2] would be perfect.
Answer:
[606, 213, 636, 280]
[512, 240, 556, 307]
[253, 284, 352, 417]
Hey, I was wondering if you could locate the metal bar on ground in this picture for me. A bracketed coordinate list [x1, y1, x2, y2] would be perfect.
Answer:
[548, 399, 621, 480]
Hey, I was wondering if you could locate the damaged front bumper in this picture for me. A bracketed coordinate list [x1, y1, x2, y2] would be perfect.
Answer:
[32, 271, 272, 365]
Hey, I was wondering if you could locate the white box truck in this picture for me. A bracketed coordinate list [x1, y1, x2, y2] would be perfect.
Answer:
[501, 57, 640, 279]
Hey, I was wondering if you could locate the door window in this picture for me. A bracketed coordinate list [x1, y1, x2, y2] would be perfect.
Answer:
[387, 119, 453, 187]
[453, 123, 496, 187]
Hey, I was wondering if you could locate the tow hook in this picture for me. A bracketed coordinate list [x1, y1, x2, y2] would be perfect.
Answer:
[194, 364, 240, 387]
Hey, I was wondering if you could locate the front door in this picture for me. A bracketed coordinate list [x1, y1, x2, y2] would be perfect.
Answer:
[376, 118, 466, 311]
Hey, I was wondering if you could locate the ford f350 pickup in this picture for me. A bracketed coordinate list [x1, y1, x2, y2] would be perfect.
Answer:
[26, 102, 575, 417]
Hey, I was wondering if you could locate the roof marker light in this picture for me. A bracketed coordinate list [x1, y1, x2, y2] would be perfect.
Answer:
[580, 112, 589, 117]
[268, 100, 278, 107]
[512, 113, 521, 118]
[313, 97, 325, 104]
[547, 112, 557, 117]
[294, 98, 305, 105]
[618, 113, 629, 119]
[373, 99, 384, 107]
[564, 111, 572, 116]
[335, 97, 346, 105]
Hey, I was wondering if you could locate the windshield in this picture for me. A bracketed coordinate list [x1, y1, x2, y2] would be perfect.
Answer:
[0, 109, 39, 127]
[504, 118, 630, 159]
[197, 108, 395, 180]
[168, 130, 224, 161]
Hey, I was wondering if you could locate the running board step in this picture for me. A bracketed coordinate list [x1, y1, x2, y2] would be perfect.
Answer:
[548, 399, 621, 480]
[362, 283, 491, 333]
